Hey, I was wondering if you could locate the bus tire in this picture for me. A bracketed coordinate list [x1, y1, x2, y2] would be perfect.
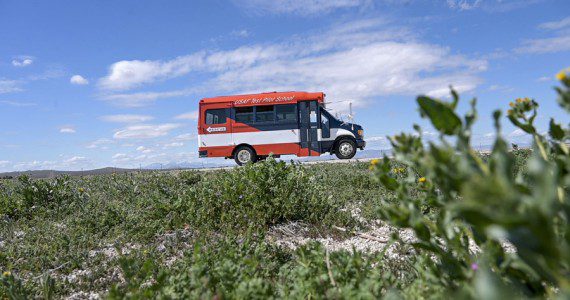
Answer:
[334, 138, 356, 160]
[234, 146, 257, 166]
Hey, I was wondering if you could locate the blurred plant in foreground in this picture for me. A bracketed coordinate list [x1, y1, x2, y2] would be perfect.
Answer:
[371, 69, 570, 298]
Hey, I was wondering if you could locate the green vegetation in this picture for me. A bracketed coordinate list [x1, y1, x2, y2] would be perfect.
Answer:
[1, 71, 569, 299]
[0, 159, 392, 298]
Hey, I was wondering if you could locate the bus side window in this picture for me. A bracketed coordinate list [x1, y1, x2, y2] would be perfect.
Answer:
[205, 109, 227, 125]
[235, 107, 254, 123]
[255, 105, 275, 123]
[276, 104, 296, 122]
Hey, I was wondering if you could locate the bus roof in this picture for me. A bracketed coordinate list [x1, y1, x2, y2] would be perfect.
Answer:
[200, 91, 324, 106]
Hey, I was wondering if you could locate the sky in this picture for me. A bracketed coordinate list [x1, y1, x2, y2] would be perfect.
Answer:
[0, 0, 569, 171]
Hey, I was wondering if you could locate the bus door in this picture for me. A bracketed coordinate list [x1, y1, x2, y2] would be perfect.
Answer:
[299, 100, 321, 156]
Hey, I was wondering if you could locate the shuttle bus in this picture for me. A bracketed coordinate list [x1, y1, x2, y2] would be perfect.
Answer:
[198, 91, 366, 165]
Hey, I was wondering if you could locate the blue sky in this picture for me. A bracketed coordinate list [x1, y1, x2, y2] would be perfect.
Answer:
[0, 0, 569, 171]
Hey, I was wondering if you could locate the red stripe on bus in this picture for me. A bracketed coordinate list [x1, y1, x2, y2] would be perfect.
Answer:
[200, 143, 321, 157]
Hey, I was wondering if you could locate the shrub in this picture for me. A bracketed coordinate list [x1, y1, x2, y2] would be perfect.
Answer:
[184, 158, 353, 231]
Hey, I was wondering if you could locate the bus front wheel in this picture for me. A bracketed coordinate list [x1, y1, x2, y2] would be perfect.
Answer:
[334, 139, 357, 160]
[234, 146, 257, 166]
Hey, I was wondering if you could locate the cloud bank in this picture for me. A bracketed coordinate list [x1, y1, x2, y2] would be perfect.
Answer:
[99, 19, 487, 112]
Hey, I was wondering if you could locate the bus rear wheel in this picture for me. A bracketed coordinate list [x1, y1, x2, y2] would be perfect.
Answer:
[334, 139, 356, 160]
[234, 146, 257, 166]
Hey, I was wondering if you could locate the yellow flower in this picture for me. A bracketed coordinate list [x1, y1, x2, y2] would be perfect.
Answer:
[509, 102, 515, 107]
[78, 188, 85, 193]
[418, 177, 426, 183]
[370, 159, 379, 166]
[368, 165, 374, 171]
[507, 109, 514, 115]
[516, 98, 522, 103]
[2, 271, 10, 277]
[556, 69, 567, 81]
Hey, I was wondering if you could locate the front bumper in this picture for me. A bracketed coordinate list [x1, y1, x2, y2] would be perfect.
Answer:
[356, 139, 366, 149]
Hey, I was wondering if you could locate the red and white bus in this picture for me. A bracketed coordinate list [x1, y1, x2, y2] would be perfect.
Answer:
[198, 91, 366, 165]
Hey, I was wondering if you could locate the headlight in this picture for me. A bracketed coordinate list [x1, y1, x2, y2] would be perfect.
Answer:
[357, 129, 363, 137]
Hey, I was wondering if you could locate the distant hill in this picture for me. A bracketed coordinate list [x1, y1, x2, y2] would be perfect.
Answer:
[0, 149, 388, 179]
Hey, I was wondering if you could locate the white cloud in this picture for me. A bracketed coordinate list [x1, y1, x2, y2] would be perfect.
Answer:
[422, 130, 438, 137]
[175, 110, 199, 120]
[539, 16, 570, 30]
[0, 79, 23, 94]
[446, 0, 481, 10]
[86, 138, 114, 149]
[113, 123, 181, 139]
[233, 0, 372, 15]
[111, 151, 168, 164]
[0, 160, 9, 167]
[59, 126, 76, 134]
[64, 156, 86, 164]
[112, 153, 126, 159]
[515, 34, 570, 54]
[99, 53, 205, 90]
[173, 133, 196, 141]
[446, 0, 543, 13]
[136, 146, 153, 153]
[366, 136, 385, 142]
[211, 42, 485, 108]
[516, 16, 570, 54]
[10, 156, 93, 171]
[100, 114, 154, 123]
[99, 45, 282, 91]
[99, 19, 486, 112]
[163, 142, 184, 148]
[0, 100, 36, 107]
[231, 29, 250, 38]
[364, 135, 391, 150]
[488, 84, 514, 92]
[106, 150, 203, 168]
[11, 160, 46, 170]
[27, 67, 65, 81]
[101, 89, 193, 107]
[12, 56, 33, 67]
[70, 75, 89, 85]
[537, 76, 552, 82]
[508, 129, 527, 138]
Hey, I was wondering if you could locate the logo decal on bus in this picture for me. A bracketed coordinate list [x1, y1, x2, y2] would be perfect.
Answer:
[206, 127, 227, 133]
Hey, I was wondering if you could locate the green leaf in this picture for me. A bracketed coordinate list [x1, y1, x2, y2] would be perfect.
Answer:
[417, 96, 462, 135]
[548, 118, 564, 140]
[379, 175, 399, 191]
[450, 87, 459, 109]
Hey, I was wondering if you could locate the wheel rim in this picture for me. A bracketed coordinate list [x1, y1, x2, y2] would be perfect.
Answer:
[237, 149, 251, 163]
[339, 142, 354, 156]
